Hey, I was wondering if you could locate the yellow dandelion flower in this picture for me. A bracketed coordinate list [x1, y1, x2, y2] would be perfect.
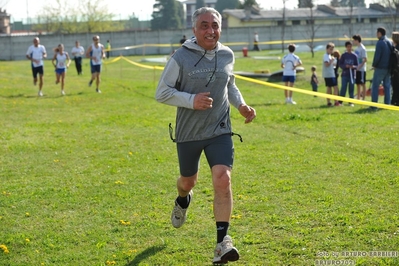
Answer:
[0, 244, 9, 254]
[112, 254, 116, 258]
[119, 220, 131, 226]
[25, 212, 30, 217]
[128, 152, 133, 155]
[114, 181, 124, 185]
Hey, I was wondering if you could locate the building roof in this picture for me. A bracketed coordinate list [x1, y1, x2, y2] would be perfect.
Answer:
[223, 4, 392, 21]
[181, 0, 217, 4]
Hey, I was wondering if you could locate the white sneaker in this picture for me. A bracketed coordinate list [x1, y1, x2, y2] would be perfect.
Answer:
[171, 190, 193, 228]
[286, 99, 297, 105]
[38, 91, 43, 97]
[61, 90, 65, 96]
[96, 88, 101, 93]
[213, 235, 239, 264]
[349, 103, 354, 107]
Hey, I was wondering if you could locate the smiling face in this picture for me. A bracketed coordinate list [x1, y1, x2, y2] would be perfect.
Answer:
[192, 12, 221, 51]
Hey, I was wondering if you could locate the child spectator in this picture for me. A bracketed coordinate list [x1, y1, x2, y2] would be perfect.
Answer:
[352, 34, 368, 100]
[339, 41, 358, 106]
[322, 43, 340, 106]
[310, 66, 319, 96]
[281, 44, 302, 104]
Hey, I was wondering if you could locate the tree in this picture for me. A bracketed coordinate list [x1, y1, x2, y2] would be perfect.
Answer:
[239, 0, 260, 9]
[151, 0, 183, 30]
[378, 0, 399, 31]
[303, 0, 319, 58]
[281, 0, 288, 53]
[298, 0, 314, 8]
[215, 0, 240, 14]
[80, 0, 116, 33]
[178, 1, 186, 28]
[32, 0, 120, 34]
[196, 0, 206, 9]
[330, 0, 340, 6]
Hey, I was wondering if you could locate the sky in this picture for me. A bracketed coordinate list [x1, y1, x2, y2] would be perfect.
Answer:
[2, 0, 373, 22]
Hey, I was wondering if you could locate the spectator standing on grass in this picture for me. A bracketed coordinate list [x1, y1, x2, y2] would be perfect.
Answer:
[333, 49, 341, 76]
[155, 7, 256, 264]
[26, 37, 47, 97]
[390, 32, 399, 106]
[52, 44, 71, 96]
[180, 35, 187, 45]
[352, 34, 368, 100]
[86, 35, 105, 93]
[310, 66, 319, 95]
[106, 40, 111, 59]
[322, 43, 340, 106]
[71, 41, 84, 75]
[253, 32, 260, 51]
[339, 41, 358, 106]
[281, 44, 302, 104]
[370, 27, 393, 108]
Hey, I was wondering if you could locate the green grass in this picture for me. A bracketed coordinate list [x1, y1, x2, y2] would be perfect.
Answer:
[1, 49, 399, 266]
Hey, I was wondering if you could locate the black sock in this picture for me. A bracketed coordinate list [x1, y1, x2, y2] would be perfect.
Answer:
[176, 193, 191, 209]
[216, 222, 229, 243]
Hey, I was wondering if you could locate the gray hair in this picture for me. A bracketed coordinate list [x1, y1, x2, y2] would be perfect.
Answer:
[192, 7, 222, 27]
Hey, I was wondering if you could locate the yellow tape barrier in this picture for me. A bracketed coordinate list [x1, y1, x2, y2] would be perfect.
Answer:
[107, 37, 377, 52]
[110, 56, 399, 111]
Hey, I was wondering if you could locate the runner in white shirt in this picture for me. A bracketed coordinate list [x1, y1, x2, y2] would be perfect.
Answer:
[52, 44, 71, 96]
[71, 41, 85, 75]
[86, 35, 105, 93]
[26, 37, 47, 96]
[281, 44, 302, 104]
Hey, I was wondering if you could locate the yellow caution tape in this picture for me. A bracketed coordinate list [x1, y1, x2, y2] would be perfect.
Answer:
[107, 56, 398, 111]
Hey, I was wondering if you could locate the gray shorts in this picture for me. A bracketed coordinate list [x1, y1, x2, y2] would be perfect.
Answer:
[177, 134, 234, 177]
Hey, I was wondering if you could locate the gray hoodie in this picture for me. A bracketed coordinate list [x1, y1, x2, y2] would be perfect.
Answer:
[155, 38, 246, 143]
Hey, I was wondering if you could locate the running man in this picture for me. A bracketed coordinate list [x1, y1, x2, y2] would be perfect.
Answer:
[86, 35, 105, 93]
[26, 37, 47, 96]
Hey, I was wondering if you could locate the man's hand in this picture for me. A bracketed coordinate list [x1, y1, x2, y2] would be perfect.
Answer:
[239, 104, 256, 123]
[194, 92, 213, 110]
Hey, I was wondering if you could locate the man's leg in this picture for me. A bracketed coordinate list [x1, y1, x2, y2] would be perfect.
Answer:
[177, 174, 197, 200]
[371, 69, 382, 103]
[339, 76, 348, 104]
[39, 74, 43, 90]
[75, 58, 79, 74]
[361, 83, 366, 100]
[212, 165, 239, 263]
[382, 69, 391, 105]
[212, 165, 232, 225]
[170, 174, 196, 228]
[326, 86, 332, 105]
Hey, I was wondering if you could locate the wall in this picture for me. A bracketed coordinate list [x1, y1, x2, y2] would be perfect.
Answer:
[0, 22, 397, 61]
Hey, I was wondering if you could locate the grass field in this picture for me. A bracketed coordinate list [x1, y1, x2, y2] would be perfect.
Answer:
[1, 48, 399, 266]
